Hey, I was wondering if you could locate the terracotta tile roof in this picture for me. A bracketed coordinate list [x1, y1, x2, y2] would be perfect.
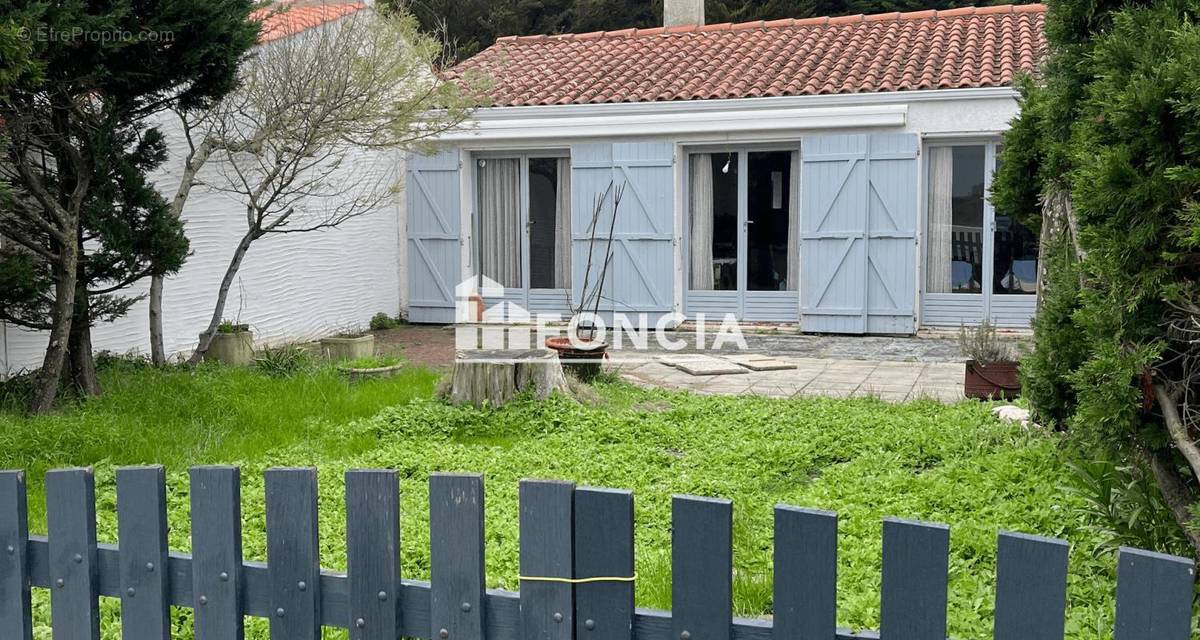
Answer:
[449, 4, 1046, 107]
[254, 2, 364, 44]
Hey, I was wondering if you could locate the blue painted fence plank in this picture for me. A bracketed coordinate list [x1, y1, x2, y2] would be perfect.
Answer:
[430, 473, 487, 640]
[672, 495, 733, 640]
[116, 466, 171, 640]
[46, 468, 100, 640]
[0, 470, 32, 640]
[346, 469, 401, 640]
[265, 468, 321, 640]
[519, 480, 574, 640]
[574, 487, 634, 640]
[993, 531, 1068, 640]
[1114, 547, 1194, 640]
[774, 506, 837, 640]
[190, 466, 244, 640]
[879, 518, 948, 640]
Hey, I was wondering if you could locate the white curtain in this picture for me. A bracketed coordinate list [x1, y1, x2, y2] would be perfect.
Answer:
[689, 154, 714, 290]
[787, 151, 800, 291]
[926, 147, 954, 294]
[554, 158, 572, 289]
[478, 158, 521, 288]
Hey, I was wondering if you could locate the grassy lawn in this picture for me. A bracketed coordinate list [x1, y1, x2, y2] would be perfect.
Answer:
[0, 361, 1119, 639]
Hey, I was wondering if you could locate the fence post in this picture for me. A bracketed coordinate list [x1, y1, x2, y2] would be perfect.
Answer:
[431, 473, 487, 640]
[265, 468, 321, 640]
[190, 466, 244, 640]
[0, 470, 31, 640]
[1114, 547, 1195, 640]
[346, 469, 401, 640]
[46, 467, 100, 640]
[519, 479, 575, 640]
[993, 531, 1068, 640]
[574, 487, 634, 640]
[879, 518, 949, 640]
[672, 495, 733, 640]
[774, 506, 837, 640]
[116, 466, 171, 640]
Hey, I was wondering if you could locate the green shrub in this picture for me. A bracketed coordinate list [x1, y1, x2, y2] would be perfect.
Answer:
[0, 371, 38, 413]
[1066, 456, 1191, 556]
[996, 0, 1200, 554]
[369, 312, 403, 331]
[217, 319, 248, 334]
[1018, 241, 1087, 427]
[254, 344, 315, 377]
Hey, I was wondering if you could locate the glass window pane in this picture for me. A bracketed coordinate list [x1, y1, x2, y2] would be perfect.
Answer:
[991, 149, 1038, 294]
[747, 151, 794, 291]
[689, 153, 738, 290]
[527, 157, 561, 289]
[926, 145, 985, 294]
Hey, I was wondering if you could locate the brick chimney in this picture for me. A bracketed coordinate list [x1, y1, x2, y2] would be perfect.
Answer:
[664, 0, 704, 27]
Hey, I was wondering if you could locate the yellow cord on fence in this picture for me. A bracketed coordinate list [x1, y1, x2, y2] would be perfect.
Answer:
[518, 574, 637, 584]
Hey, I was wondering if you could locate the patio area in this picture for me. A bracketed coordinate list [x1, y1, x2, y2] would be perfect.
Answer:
[613, 355, 964, 402]
[370, 325, 1010, 402]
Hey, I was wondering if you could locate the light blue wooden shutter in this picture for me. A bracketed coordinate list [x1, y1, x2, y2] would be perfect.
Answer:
[865, 134, 918, 333]
[570, 142, 676, 318]
[800, 134, 917, 334]
[406, 149, 462, 323]
[611, 142, 674, 315]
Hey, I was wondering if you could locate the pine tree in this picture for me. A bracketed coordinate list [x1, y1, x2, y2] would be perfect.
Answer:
[0, 0, 259, 411]
[993, 0, 1200, 558]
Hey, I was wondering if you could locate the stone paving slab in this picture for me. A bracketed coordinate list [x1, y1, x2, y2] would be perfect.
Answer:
[727, 354, 797, 371]
[675, 357, 748, 376]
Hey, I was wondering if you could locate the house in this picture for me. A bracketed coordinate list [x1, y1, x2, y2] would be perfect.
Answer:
[1, 2, 405, 376]
[407, 0, 1045, 334]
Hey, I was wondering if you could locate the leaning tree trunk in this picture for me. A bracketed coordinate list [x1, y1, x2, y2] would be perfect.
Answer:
[441, 349, 571, 408]
[151, 137, 213, 366]
[31, 243, 79, 413]
[65, 278, 101, 398]
[190, 229, 258, 364]
[149, 275, 166, 365]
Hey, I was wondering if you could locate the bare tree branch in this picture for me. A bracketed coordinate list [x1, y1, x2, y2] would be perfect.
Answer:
[187, 6, 476, 362]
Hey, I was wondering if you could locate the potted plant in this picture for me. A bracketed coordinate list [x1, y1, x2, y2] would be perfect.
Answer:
[320, 325, 375, 361]
[336, 355, 404, 382]
[544, 182, 626, 381]
[205, 320, 255, 366]
[959, 320, 1020, 400]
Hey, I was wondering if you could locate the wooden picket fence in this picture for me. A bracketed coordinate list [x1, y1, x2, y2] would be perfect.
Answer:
[0, 466, 1196, 640]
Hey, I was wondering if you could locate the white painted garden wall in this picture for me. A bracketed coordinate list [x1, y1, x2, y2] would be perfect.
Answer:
[0, 114, 408, 377]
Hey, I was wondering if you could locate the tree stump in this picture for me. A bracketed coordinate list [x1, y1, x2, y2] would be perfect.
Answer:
[440, 349, 571, 408]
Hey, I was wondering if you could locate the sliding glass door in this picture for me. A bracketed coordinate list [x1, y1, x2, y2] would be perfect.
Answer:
[475, 152, 572, 313]
[686, 148, 799, 321]
[923, 141, 1038, 327]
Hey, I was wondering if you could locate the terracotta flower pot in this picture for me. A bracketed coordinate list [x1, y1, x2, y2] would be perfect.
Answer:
[545, 336, 609, 381]
[964, 360, 1020, 400]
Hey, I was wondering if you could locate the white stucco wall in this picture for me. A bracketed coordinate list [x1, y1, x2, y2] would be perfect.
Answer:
[1, 109, 408, 376]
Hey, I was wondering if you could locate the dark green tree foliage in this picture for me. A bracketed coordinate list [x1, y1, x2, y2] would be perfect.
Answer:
[389, 0, 1035, 62]
[0, 0, 258, 409]
[995, 0, 1200, 556]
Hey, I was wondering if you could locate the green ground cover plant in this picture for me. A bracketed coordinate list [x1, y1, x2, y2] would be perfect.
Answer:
[0, 362, 1123, 638]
